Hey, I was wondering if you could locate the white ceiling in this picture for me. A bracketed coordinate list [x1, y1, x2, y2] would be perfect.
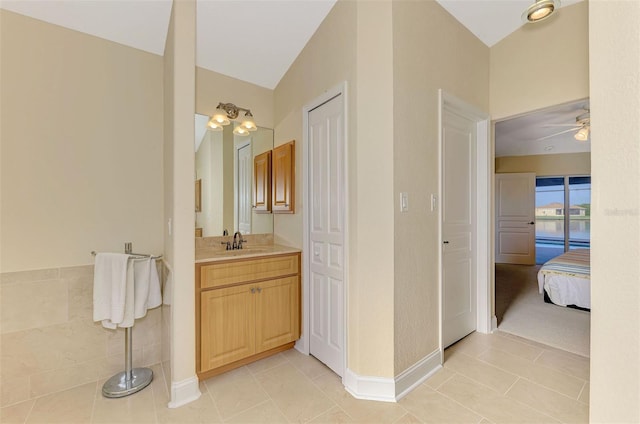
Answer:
[1, 0, 589, 156]
[436, 0, 583, 47]
[495, 99, 591, 157]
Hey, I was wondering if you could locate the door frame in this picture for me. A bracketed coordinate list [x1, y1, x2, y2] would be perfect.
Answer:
[234, 138, 252, 234]
[298, 82, 349, 381]
[438, 90, 493, 356]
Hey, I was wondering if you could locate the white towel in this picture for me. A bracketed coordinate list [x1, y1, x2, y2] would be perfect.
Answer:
[93, 253, 134, 329]
[93, 254, 162, 329]
[133, 258, 162, 319]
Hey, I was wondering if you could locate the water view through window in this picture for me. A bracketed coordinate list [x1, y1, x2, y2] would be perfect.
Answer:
[535, 176, 591, 263]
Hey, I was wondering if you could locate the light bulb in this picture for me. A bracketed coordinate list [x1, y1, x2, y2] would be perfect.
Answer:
[574, 127, 589, 141]
[207, 119, 224, 131]
[240, 116, 257, 132]
[211, 108, 230, 126]
[233, 125, 250, 136]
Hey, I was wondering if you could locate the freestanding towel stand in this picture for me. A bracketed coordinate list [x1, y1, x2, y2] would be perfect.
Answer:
[99, 242, 157, 398]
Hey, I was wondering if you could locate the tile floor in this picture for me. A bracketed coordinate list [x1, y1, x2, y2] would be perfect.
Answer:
[1, 331, 589, 423]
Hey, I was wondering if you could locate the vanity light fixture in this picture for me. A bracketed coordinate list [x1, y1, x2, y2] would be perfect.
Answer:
[206, 102, 257, 136]
[522, 0, 558, 23]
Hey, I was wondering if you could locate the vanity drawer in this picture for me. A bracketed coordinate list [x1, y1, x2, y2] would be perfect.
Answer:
[200, 254, 299, 289]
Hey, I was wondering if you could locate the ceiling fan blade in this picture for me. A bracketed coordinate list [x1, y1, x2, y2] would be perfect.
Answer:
[535, 127, 580, 141]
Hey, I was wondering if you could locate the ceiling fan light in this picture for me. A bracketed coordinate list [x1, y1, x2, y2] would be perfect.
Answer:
[574, 126, 589, 141]
[522, 0, 557, 23]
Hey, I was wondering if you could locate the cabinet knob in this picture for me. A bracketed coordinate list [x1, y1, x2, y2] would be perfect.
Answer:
[251, 287, 256, 294]
[257, 287, 262, 293]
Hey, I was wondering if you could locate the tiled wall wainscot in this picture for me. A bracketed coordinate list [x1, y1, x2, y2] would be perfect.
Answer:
[0, 264, 163, 407]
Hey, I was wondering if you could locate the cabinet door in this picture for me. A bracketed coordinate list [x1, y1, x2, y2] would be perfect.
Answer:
[255, 276, 300, 352]
[272, 141, 295, 213]
[253, 150, 271, 213]
[200, 286, 255, 371]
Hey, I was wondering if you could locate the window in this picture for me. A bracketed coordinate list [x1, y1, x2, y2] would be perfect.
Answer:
[535, 176, 591, 263]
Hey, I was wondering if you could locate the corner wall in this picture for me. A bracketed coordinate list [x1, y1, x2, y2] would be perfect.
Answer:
[0, 10, 164, 272]
[490, 1, 589, 121]
[0, 8, 165, 409]
[589, 1, 640, 421]
[392, 0, 490, 373]
[162, 0, 199, 407]
[274, 0, 399, 378]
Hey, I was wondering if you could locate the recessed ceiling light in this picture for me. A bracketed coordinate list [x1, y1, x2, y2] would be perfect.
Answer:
[522, 0, 558, 24]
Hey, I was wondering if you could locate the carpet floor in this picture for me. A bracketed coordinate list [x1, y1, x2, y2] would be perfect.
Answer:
[495, 263, 591, 358]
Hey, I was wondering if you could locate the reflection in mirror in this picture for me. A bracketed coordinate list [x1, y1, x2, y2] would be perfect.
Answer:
[194, 113, 274, 237]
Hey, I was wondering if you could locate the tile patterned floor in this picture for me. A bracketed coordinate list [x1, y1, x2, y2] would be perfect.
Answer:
[1, 331, 589, 423]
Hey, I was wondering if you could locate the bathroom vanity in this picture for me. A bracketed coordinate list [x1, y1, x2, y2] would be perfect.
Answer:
[195, 242, 301, 379]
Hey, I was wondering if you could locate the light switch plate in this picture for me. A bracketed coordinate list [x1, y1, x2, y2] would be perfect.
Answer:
[400, 192, 409, 212]
[430, 194, 438, 212]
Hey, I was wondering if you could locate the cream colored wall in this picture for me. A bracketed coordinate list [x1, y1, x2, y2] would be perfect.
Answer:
[495, 152, 591, 176]
[162, 6, 175, 390]
[0, 10, 164, 273]
[274, 0, 356, 249]
[163, 0, 198, 400]
[354, 0, 396, 377]
[392, 0, 490, 373]
[274, 0, 399, 377]
[196, 68, 274, 129]
[490, 2, 589, 121]
[589, 1, 640, 422]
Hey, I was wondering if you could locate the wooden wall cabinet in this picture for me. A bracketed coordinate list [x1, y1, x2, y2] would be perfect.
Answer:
[196, 253, 300, 378]
[272, 141, 295, 213]
[253, 150, 271, 213]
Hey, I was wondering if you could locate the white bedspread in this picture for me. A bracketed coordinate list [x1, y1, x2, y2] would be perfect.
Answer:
[537, 249, 590, 309]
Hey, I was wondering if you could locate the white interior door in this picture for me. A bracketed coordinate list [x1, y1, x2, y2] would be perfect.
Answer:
[308, 94, 345, 377]
[442, 107, 477, 348]
[495, 173, 536, 264]
[237, 142, 252, 234]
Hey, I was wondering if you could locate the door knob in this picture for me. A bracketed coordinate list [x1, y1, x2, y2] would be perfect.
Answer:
[443, 241, 450, 244]
[528, 221, 535, 225]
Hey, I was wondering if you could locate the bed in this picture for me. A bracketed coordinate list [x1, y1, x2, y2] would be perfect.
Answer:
[537, 248, 591, 310]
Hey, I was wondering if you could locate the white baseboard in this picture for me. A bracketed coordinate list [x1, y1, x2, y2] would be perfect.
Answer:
[344, 349, 442, 402]
[167, 375, 201, 408]
[394, 349, 442, 400]
[344, 369, 396, 402]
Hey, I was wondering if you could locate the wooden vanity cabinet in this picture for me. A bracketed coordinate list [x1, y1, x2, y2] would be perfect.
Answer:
[272, 141, 295, 213]
[197, 253, 300, 379]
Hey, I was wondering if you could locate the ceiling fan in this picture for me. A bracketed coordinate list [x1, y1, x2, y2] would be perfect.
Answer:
[536, 110, 591, 142]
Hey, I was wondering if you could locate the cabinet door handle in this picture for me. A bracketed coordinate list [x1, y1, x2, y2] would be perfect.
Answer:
[257, 287, 262, 293]
[251, 287, 256, 294]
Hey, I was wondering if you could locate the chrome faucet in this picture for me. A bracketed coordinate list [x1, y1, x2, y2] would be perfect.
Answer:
[233, 231, 242, 250]
[233, 231, 245, 250]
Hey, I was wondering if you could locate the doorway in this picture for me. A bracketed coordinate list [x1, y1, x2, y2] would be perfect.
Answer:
[439, 90, 492, 351]
[301, 83, 347, 378]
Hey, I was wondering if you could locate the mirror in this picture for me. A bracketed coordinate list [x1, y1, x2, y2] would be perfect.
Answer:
[194, 113, 274, 237]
